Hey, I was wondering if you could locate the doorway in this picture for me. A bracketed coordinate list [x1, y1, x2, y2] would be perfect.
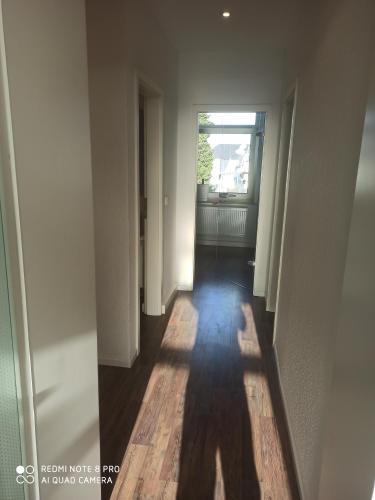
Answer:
[194, 111, 266, 291]
[133, 75, 164, 357]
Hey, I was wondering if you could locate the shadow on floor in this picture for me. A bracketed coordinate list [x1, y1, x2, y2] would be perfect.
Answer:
[99, 245, 299, 499]
[177, 247, 260, 498]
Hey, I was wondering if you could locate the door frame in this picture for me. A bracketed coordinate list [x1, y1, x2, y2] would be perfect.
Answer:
[266, 82, 298, 313]
[131, 71, 164, 356]
[270, 82, 298, 343]
[190, 104, 275, 295]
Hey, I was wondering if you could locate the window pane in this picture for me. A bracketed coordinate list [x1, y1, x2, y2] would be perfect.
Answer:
[199, 112, 256, 126]
[206, 133, 251, 194]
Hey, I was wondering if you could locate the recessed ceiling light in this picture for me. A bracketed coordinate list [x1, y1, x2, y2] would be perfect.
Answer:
[222, 11, 230, 18]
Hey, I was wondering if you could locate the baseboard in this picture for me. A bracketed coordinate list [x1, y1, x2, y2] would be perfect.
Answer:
[98, 357, 131, 368]
[129, 349, 139, 367]
[274, 347, 305, 499]
[253, 287, 265, 297]
[162, 286, 178, 314]
[177, 284, 193, 292]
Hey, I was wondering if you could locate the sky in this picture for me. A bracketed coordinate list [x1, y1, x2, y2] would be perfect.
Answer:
[203, 112, 254, 146]
[207, 112, 256, 126]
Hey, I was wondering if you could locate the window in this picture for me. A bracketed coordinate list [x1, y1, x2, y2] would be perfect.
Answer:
[197, 112, 265, 197]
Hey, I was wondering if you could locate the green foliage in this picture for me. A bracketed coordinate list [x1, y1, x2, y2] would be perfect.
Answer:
[197, 113, 214, 184]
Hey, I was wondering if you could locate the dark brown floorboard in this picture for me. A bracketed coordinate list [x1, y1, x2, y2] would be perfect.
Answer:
[99, 245, 300, 499]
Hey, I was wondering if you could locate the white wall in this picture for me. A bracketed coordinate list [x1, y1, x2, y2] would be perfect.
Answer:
[274, 0, 375, 498]
[86, 0, 178, 367]
[1, 1, 100, 499]
[175, 49, 284, 294]
[317, 54, 375, 500]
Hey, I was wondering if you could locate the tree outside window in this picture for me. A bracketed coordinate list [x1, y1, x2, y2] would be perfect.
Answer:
[197, 113, 214, 184]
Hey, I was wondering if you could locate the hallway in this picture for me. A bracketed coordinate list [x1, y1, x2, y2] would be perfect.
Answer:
[99, 248, 299, 499]
[1, 2, 375, 499]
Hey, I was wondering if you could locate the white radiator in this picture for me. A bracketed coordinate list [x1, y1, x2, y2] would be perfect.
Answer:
[196, 206, 218, 236]
[218, 207, 248, 237]
[196, 205, 258, 247]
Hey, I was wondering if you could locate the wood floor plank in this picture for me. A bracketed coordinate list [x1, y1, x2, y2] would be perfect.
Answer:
[159, 423, 183, 482]
[111, 444, 149, 500]
[132, 375, 167, 445]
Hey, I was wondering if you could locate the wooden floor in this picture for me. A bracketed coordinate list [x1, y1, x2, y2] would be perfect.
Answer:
[99, 246, 299, 499]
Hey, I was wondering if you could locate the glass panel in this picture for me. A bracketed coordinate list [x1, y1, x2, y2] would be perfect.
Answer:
[0, 202, 24, 500]
[199, 112, 256, 126]
[197, 112, 265, 197]
[207, 133, 252, 194]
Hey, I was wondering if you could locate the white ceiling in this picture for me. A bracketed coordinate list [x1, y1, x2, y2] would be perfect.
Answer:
[144, 0, 312, 52]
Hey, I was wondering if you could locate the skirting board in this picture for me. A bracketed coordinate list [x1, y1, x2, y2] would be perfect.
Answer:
[253, 286, 265, 298]
[99, 350, 139, 369]
[274, 347, 305, 499]
[177, 284, 193, 292]
[162, 286, 178, 314]
[98, 357, 130, 368]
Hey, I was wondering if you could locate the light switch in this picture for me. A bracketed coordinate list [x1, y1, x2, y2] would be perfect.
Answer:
[164, 195, 169, 206]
